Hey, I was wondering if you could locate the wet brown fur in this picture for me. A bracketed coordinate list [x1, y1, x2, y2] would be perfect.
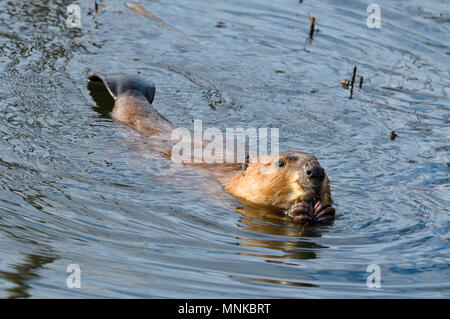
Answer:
[111, 92, 332, 212]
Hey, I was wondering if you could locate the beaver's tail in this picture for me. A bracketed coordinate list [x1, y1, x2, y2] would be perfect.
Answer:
[87, 73, 156, 105]
[88, 73, 174, 140]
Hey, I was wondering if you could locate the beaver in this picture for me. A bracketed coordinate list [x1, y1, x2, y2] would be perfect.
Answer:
[87, 74, 335, 224]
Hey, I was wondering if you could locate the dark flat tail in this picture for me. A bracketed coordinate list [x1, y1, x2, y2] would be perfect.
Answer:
[88, 73, 156, 104]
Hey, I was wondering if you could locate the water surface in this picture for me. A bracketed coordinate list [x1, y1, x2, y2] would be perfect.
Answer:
[0, 0, 448, 298]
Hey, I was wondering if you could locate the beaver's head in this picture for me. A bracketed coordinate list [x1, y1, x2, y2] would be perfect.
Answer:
[228, 151, 332, 211]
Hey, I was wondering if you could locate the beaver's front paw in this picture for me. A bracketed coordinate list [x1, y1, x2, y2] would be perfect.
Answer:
[314, 201, 335, 223]
[286, 202, 314, 223]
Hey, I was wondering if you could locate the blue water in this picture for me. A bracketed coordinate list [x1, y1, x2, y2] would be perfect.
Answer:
[0, 0, 448, 298]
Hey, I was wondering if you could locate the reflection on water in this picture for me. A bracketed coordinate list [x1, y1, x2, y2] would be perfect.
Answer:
[233, 206, 325, 287]
[236, 206, 324, 259]
[0, 254, 55, 299]
[230, 275, 319, 288]
[0, 0, 448, 298]
[87, 79, 115, 117]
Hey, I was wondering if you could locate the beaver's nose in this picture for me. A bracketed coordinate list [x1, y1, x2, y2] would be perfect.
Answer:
[305, 163, 325, 181]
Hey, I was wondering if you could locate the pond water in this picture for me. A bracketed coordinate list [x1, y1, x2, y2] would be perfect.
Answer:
[0, 0, 448, 298]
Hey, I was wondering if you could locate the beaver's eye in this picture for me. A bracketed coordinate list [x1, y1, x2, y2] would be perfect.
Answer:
[278, 160, 286, 168]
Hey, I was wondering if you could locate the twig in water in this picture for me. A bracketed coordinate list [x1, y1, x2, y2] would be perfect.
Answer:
[359, 76, 363, 89]
[390, 131, 397, 141]
[340, 80, 350, 89]
[87, 1, 99, 17]
[125, 3, 184, 34]
[309, 16, 316, 40]
[349, 66, 357, 99]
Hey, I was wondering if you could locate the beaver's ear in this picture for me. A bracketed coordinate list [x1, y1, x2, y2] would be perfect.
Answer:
[242, 154, 250, 176]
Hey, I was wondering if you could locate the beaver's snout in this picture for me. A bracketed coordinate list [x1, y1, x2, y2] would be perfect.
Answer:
[304, 162, 325, 182]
